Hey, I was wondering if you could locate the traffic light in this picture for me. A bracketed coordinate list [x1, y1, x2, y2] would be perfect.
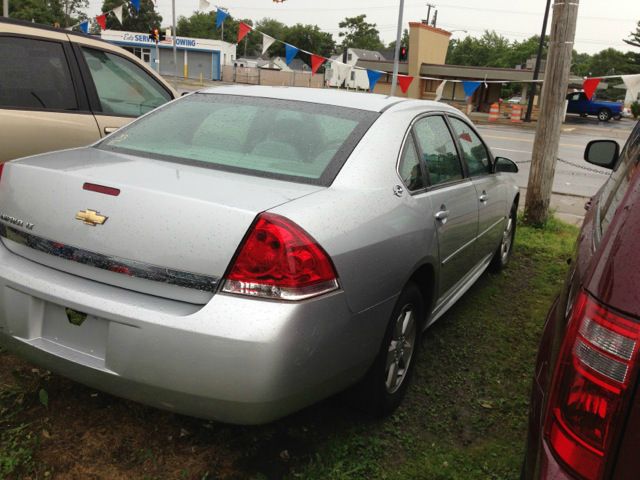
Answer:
[400, 46, 408, 61]
[149, 28, 160, 43]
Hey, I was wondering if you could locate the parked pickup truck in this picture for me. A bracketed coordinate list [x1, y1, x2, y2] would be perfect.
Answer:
[566, 91, 623, 122]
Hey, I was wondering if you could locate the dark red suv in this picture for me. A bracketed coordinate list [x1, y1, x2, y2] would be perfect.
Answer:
[523, 120, 640, 480]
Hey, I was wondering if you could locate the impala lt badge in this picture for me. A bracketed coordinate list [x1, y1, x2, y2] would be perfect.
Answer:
[0, 213, 34, 230]
[76, 209, 108, 227]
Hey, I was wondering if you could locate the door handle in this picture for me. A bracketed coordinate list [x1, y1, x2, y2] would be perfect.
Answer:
[104, 127, 118, 135]
[434, 207, 450, 223]
[479, 192, 488, 203]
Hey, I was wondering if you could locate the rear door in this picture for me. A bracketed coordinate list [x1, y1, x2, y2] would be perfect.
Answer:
[0, 34, 100, 162]
[72, 43, 174, 137]
[448, 115, 506, 263]
[412, 115, 479, 299]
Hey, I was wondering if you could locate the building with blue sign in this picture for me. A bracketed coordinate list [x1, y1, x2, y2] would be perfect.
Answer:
[101, 30, 237, 81]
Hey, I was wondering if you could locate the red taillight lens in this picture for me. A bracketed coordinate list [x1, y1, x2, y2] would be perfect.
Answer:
[0, 163, 4, 183]
[222, 213, 339, 300]
[545, 291, 640, 480]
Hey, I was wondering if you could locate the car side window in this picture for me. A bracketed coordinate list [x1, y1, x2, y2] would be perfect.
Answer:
[569, 93, 581, 102]
[398, 137, 425, 191]
[0, 37, 78, 110]
[81, 47, 171, 117]
[413, 116, 463, 186]
[448, 117, 492, 177]
[599, 122, 640, 235]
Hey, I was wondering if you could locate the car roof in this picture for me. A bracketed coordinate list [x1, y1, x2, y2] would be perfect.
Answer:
[198, 85, 413, 113]
[0, 16, 114, 46]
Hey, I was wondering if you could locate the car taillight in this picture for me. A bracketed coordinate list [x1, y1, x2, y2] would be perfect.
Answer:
[0, 163, 4, 183]
[545, 290, 640, 480]
[222, 213, 339, 301]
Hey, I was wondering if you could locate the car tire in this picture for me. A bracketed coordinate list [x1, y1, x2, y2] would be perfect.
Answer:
[598, 109, 611, 122]
[490, 203, 517, 273]
[355, 282, 424, 417]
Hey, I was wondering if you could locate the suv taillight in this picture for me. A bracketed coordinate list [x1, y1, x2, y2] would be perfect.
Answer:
[545, 290, 640, 480]
[222, 213, 339, 301]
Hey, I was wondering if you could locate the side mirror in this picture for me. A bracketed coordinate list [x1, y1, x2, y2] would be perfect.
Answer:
[494, 157, 519, 173]
[584, 140, 619, 169]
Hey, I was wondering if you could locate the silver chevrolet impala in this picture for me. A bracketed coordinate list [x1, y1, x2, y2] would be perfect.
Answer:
[0, 86, 519, 424]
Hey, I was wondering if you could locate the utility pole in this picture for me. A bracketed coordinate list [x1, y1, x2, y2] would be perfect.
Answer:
[426, 3, 435, 24]
[390, 0, 405, 96]
[3, 0, 8, 18]
[524, 0, 580, 225]
[524, 0, 552, 122]
[172, 0, 177, 89]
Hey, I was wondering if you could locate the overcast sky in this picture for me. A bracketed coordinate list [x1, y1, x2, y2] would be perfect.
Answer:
[89, 0, 640, 55]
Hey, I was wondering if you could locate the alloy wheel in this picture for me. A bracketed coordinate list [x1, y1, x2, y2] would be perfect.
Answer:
[385, 304, 417, 394]
[500, 216, 514, 263]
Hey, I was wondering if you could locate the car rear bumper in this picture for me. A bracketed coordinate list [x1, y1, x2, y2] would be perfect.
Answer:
[0, 245, 393, 424]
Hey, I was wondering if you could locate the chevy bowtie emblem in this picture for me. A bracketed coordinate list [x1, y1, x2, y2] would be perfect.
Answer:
[75, 209, 108, 227]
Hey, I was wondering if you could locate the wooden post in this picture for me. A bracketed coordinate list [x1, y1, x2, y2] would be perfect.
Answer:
[524, 0, 579, 225]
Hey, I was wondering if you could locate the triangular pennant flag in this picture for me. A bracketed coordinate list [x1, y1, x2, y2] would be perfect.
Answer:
[261, 33, 275, 54]
[434, 80, 447, 101]
[113, 5, 123, 24]
[96, 14, 107, 30]
[462, 81, 481, 97]
[237, 22, 251, 43]
[367, 70, 382, 91]
[311, 55, 326, 75]
[285, 44, 299, 65]
[130, 0, 140, 12]
[583, 77, 601, 100]
[621, 74, 640, 105]
[79, 20, 89, 33]
[198, 0, 210, 11]
[216, 9, 228, 29]
[398, 75, 414, 94]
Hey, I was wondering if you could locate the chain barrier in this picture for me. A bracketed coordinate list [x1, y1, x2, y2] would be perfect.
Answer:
[511, 158, 608, 176]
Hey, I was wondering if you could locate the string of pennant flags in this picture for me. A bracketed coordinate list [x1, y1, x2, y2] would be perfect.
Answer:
[206, 6, 640, 101]
[67, 0, 133, 33]
[68, 1, 640, 102]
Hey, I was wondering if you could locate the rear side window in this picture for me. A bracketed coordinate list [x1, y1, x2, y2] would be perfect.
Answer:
[0, 37, 77, 110]
[398, 138, 425, 191]
[413, 116, 463, 186]
[448, 117, 492, 176]
[81, 48, 171, 117]
[99, 94, 379, 186]
[599, 122, 640, 235]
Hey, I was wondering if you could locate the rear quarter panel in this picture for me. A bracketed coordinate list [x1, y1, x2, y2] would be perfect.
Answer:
[271, 106, 440, 317]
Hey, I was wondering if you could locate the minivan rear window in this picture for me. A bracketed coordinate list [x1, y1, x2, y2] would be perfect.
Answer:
[99, 94, 379, 186]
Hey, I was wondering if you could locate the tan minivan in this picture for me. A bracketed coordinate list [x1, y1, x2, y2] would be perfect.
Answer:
[0, 18, 177, 162]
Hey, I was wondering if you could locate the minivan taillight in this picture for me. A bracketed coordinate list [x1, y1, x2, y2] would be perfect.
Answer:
[545, 290, 640, 480]
[222, 213, 339, 301]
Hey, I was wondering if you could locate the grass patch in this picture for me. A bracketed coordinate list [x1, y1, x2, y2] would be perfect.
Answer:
[0, 218, 579, 479]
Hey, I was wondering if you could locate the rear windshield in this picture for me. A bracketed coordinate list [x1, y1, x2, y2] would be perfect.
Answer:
[99, 93, 379, 186]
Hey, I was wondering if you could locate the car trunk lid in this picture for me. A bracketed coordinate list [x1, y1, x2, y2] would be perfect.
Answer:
[0, 148, 323, 304]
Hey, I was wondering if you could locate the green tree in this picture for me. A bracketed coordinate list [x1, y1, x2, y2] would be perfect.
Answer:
[387, 28, 409, 50]
[100, 0, 161, 32]
[9, 0, 87, 27]
[338, 14, 384, 51]
[624, 20, 640, 48]
[587, 48, 640, 76]
[571, 51, 592, 76]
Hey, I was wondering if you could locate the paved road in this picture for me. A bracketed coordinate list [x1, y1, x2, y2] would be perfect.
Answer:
[476, 120, 635, 198]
